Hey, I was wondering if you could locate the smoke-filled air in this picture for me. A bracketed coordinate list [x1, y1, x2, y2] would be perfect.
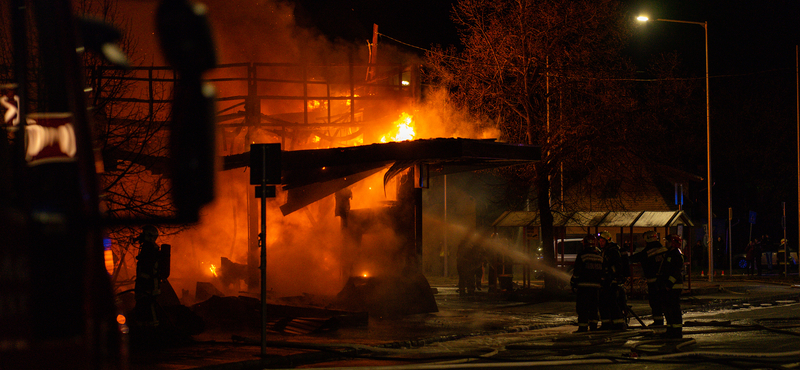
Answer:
[117, 0, 503, 303]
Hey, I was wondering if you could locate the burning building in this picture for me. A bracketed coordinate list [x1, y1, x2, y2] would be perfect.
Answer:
[95, 57, 539, 318]
[91, 0, 540, 320]
[98, 58, 542, 323]
[219, 138, 540, 315]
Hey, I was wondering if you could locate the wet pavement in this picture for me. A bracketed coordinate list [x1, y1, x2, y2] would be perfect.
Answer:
[127, 273, 800, 370]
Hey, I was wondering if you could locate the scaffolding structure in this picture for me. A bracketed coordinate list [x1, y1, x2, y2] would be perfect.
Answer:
[89, 62, 422, 152]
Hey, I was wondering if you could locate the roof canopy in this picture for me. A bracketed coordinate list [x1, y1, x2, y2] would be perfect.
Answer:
[492, 210, 694, 228]
[222, 138, 540, 215]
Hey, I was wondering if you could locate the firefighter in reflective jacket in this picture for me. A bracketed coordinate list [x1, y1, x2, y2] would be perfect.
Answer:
[598, 230, 627, 330]
[134, 225, 161, 328]
[631, 230, 667, 326]
[658, 234, 685, 338]
[570, 235, 603, 332]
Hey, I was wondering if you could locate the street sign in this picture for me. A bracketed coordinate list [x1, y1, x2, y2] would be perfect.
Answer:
[749, 211, 757, 224]
[25, 113, 77, 165]
[249, 143, 280, 359]
[249, 143, 281, 185]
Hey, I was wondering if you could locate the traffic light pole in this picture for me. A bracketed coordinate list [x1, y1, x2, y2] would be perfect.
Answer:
[260, 156, 267, 358]
[249, 143, 281, 358]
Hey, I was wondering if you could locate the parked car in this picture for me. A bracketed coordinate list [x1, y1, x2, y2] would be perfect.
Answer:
[733, 250, 798, 270]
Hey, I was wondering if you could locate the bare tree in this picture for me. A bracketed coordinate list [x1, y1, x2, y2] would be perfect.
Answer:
[425, 0, 648, 291]
[76, 1, 188, 290]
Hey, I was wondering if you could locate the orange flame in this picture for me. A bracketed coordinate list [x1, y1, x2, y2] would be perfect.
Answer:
[380, 112, 416, 143]
[209, 264, 218, 277]
[307, 100, 322, 110]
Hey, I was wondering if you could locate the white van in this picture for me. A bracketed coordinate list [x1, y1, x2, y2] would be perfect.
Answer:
[555, 238, 583, 270]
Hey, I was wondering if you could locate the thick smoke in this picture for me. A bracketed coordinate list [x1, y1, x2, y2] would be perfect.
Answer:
[118, 0, 499, 302]
[416, 87, 503, 141]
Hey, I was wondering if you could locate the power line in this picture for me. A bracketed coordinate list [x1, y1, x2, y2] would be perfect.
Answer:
[376, 32, 431, 53]
[376, 32, 796, 83]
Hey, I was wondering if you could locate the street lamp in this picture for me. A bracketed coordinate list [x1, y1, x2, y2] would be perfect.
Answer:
[638, 16, 713, 282]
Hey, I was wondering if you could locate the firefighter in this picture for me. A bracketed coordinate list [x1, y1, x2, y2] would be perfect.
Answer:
[659, 234, 685, 338]
[618, 236, 632, 324]
[334, 187, 352, 228]
[457, 231, 484, 296]
[570, 234, 603, 332]
[597, 230, 626, 330]
[486, 232, 506, 292]
[631, 230, 667, 326]
[134, 225, 162, 328]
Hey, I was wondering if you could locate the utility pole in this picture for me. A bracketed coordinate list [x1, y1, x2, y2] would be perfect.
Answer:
[249, 143, 280, 358]
[784, 202, 788, 277]
[443, 175, 448, 277]
[728, 207, 732, 277]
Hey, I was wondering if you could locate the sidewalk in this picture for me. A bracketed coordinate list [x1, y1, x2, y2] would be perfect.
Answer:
[128, 274, 800, 370]
[680, 273, 800, 310]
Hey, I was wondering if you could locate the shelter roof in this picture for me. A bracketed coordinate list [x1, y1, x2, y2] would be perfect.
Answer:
[222, 138, 540, 215]
[491, 210, 694, 228]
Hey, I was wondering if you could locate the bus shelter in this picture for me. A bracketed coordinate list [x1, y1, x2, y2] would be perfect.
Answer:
[492, 210, 695, 290]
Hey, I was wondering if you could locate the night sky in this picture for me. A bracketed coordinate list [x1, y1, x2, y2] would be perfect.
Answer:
[626, 1, 800, 75]
[116, 0, 800, 248]
[623, 1, 800, 247]
[289, 0, 800, 77]
[290, 0, 459, 52]
[287, 0, 800, 246]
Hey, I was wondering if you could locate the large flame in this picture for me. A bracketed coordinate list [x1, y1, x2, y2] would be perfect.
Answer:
[307, 100, 324, 110]
[380, 112, 416, 143]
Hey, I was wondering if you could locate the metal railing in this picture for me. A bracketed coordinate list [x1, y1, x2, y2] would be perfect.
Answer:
[88, 62, 421, 149]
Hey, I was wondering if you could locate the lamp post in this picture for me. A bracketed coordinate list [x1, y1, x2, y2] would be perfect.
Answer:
[637, 16, 713, 281]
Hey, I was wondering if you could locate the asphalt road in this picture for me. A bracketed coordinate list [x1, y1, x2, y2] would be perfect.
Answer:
[128, 279, 800, 369]
[297, 299, 800, 369]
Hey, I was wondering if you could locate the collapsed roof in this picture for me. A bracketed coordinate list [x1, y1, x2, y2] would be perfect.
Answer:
[222, 138, 541, 215]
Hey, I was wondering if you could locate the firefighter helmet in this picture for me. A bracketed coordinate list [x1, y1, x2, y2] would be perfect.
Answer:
[598, 230, 611, 241]
[666, 234, 682, 246]
[582, 234, 597, 247]
[643, 230, 658, 242]
[140, 225, 159, 243]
